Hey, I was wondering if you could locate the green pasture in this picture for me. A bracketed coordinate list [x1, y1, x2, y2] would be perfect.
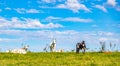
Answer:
[0, 52, 119, 66]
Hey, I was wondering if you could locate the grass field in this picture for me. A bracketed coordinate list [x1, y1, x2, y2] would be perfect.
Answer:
[0, 52, 119, 66]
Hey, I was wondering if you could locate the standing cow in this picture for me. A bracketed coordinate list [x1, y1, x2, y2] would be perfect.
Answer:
[76, 41, 86, 54]
[49, 39, 56, 52]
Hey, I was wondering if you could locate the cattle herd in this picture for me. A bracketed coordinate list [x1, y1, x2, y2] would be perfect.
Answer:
[5, 39, 86, 54]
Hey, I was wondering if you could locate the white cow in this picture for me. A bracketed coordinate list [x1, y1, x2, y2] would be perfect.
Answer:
[6, 45, 29, 54]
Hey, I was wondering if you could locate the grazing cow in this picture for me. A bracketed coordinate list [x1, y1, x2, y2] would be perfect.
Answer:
[76, 41, 86, 54]
[6, 45, 29, 54]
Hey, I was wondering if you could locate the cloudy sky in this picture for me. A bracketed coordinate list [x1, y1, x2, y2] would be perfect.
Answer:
[0, 0, 120, 52]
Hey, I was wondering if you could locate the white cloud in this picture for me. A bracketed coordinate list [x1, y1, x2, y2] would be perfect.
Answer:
[105, 0, 120, 12]
[97, 31, 114, 36]
[56, 0, 90, 13]
[14, 8, 25, 14]
[0, 38, 19, 42]
[94, 5, 107, 12]
[38, 0, 63, 4]
[41, 0, 56, 3]
[57, 4, 66, 8]
[99, 37, 108, 41]
[98, 37, 119, 44]
[55, 30, 79, 35]
[45, 16, 93, 22]
[107, 0, 117, 7]
[15, 8, 40, 14]
[63, 17, 92, 22]
[106, 32, 114, 36]
[26, 9, 40, 13]
[38, 0, 90, 13]
[0, 17, 63, 29]
[45, 16, 61, 21]
[0, 30, 79, 41]
[45, 22, 63, 28]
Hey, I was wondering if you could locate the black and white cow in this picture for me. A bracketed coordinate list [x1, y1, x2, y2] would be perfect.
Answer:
[49, 39, 56, 52]
[76, 41, 86, 54]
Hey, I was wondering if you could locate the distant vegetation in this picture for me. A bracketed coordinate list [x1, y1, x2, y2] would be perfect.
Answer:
[0, 52, 119, 66]
[99, 41, 118, 52]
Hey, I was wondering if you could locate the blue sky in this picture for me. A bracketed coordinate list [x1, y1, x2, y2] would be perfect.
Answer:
[0, 0, 120, 52]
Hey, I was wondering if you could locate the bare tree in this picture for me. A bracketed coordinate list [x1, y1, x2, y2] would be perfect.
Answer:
[109, 42, 112, 51]
[109, 42, 117, 52]
[100, 41, 105, 52]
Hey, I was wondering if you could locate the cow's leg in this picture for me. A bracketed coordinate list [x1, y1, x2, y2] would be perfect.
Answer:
[76, 48, 79, 53]
[50, 46, 52, 52]
[83, 48, 85, 54]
